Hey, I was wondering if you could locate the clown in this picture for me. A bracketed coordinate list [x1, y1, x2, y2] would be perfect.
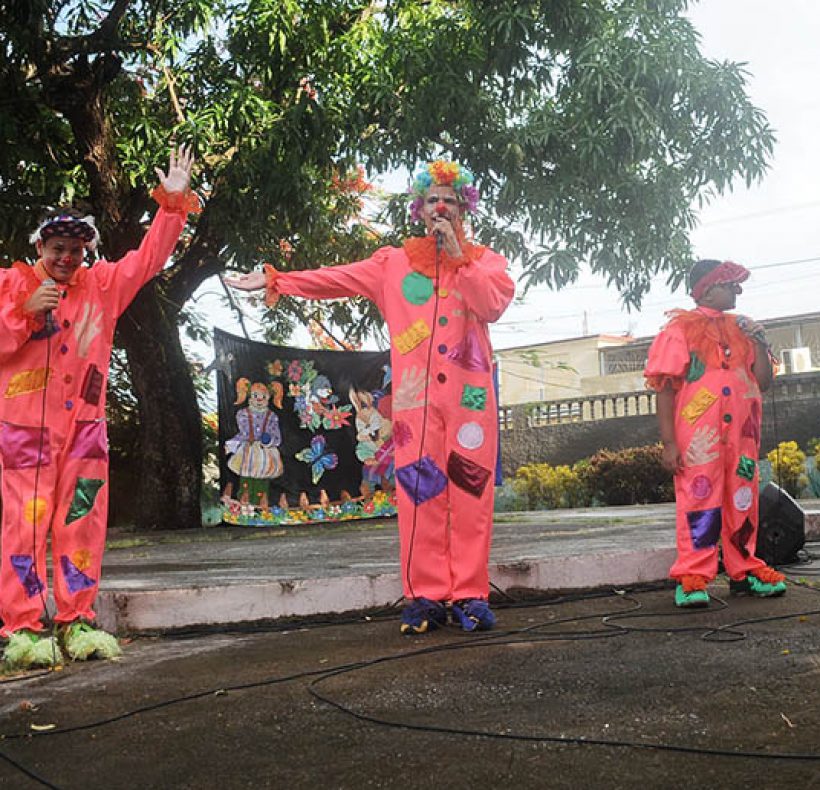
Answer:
[645, 258, 786, 607]
[227, 161, 514, 633]
[225, 378, 284, 510]
[0, 145, 198, 668]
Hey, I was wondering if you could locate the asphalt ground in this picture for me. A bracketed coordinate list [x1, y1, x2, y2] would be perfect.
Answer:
[1, 568, 819, 790]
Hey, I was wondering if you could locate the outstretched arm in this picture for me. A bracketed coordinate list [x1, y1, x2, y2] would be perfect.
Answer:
[93, 144, 198, 317]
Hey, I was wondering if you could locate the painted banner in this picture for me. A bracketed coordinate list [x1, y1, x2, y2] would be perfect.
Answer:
[214, 328, 397, 526]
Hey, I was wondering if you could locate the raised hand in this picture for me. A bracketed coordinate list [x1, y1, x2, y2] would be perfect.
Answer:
[685, 424, 719, 467]
[155, 144, 194, 194]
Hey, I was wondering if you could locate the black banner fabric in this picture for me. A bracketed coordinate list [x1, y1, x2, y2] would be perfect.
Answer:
[215, 328, 397, 526]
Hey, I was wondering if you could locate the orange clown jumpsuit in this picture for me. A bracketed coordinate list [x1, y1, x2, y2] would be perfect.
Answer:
[645, 306, 767, 582]
[0, 203, 189, 635]
[266, 237, 514, 600]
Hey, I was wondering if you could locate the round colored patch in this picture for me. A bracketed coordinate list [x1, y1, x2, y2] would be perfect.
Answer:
[401, 272, 434, 305]
[23, 497, 48, 525]
[733, 486, 753, 511]
[457, 421, 485, 451]
[690, 475, 712, 500]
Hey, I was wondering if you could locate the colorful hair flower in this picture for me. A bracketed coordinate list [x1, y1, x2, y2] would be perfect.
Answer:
[408, 159, 479, 221]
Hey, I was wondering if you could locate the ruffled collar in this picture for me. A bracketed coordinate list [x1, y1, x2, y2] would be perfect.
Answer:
[402, 234, 485, 277]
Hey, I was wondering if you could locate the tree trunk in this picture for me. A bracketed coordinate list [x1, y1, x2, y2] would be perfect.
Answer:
[117, 283, 203, 530]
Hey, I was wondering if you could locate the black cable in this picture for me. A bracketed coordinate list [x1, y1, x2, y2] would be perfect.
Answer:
[0, 746, 62, 789]
[403, 238, 443, 600]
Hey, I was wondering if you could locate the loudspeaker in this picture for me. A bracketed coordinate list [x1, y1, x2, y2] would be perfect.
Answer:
[756, 482, 805, 566]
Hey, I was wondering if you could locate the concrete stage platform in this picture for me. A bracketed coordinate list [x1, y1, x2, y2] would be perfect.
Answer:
[93, 499, 820, 634]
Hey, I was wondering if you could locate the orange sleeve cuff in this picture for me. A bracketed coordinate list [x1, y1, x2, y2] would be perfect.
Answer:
[151, 184, 202, 215]
[645, 375, 682, 393]
[263, 264, 280, 307]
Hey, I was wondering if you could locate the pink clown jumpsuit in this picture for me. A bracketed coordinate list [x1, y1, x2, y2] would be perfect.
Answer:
[0, 205, 188, 635]
[645, 307, 767, 582]
[267, 241, 514, 600]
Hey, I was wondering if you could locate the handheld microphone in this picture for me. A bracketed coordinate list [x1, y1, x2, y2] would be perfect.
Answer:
[42, 277, 57, 332]
[736, 315, 769, 348]
[434, 204, 448, 252]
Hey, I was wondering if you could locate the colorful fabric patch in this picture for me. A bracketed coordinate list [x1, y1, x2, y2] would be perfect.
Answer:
[680, 387, 718, 425]
[446, 329, 490, 372]
[66, 478, 105, 525]
[685, 425, 719, 467]
[401, 272, 434, 305]
[393, 419, 413, 448]
[394, 319, 432, 355]
[80, 364, 104, 406]
[736, 455, 756, 481]
[60, 555, 97, 594]
[23, 497, 48, 526]
[69, 421, 109, 460]
[11, 555, 44, 598]
[295, 434, 338, 485]
[685, 353, 706, 382]
[396, 455, 447, 505]
[74, 302, 103, 358]
[457, 421, 485, 451]
[686, 506, 722, 549]
[730, 517, 755, 558]
[460, 384, 487, 411]
[741, 401, 761, 443]
[5, 367, 51, 398]
[71, 549, 93, 572]
[447, 451, 491, 498]
[733, 486, 754, 512]
[690, 475, 713, 501]
[0, 423, 51, 469]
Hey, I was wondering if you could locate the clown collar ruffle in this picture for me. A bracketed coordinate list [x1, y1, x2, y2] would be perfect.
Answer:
[402, 235, 485, 277]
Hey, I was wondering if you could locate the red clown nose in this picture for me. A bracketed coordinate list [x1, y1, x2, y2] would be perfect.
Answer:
[435, 202, 448, 216]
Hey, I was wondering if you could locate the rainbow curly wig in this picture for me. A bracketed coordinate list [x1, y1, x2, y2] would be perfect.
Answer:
[408, 160, 479, 222]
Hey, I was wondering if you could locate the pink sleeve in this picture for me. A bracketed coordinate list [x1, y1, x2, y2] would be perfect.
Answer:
[454, 248, 515, 323]
[272, 248, 389, 310]
[644, 324, 689, 391]
[0, 272, 38, 362]
[91, 207, 186, 318]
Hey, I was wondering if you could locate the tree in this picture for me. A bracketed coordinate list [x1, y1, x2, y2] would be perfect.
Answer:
[0, 0, 773, 528]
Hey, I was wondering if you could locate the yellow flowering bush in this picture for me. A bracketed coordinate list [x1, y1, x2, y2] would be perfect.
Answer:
[513, 463, 590, 510]
[766, 440, 807, 497]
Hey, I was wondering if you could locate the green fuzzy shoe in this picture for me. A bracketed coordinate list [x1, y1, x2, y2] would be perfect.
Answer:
[3, 630, 64, 670]
[62, 621, 122, 661]
[674, 584, 710, 608]
[729, 574, 787, 598]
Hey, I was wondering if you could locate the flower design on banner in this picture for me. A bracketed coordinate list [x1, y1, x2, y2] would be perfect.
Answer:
[296, 434, 339, 484]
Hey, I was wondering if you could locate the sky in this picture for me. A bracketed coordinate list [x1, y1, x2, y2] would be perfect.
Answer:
[190, 0, 820, 362]
[490, 0, 820, 349]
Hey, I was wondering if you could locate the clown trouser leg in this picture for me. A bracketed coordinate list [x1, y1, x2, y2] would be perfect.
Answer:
[394, 401, 496, 601]
[0, 429, 108, 636]
[670, 436, 766, 583]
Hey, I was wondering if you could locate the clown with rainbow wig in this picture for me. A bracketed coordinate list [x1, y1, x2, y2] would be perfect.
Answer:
[228, 160, 514, 634]
[645, 258, 786, 607]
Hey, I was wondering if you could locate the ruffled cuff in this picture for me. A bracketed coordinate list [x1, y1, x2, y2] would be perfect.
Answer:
[14, 289, 44, 333]
[645, 374, 682, 393]
[151, 184, 202, 215]
[263, 264, 280, 307]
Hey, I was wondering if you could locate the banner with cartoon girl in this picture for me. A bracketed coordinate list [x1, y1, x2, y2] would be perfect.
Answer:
[214, 328, 396, 526]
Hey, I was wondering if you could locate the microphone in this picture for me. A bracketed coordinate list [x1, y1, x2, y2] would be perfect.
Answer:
[736, 315, 769, 348]
[42, 277, 57, 332]
[434, 204, 448, 252]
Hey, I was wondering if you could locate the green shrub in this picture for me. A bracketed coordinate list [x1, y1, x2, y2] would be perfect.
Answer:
[512, 462, 591, 510]
[580, 444, 674, 506]
[494, 480, 528, 513]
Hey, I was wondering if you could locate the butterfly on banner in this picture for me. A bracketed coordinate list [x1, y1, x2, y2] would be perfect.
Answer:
[295, 434, 339, 484]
